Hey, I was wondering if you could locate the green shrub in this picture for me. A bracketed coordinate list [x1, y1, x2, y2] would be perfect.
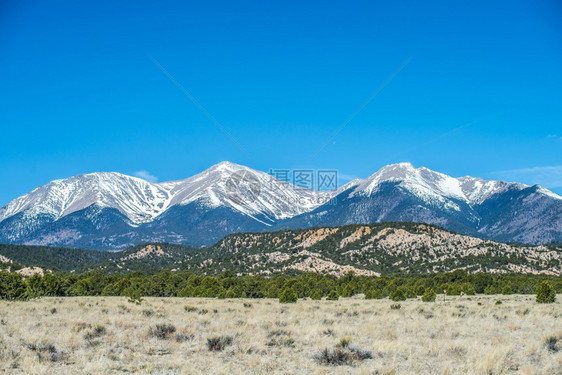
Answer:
[127, 289, 143, 305]
[447, 284, 461, 296]
[177, 286, 194, 298]
[484, 285, 497, 295]
[364, 289, 385, 299]
[421, 288, 436, 302]
[405, 288, 417, 299]
[326, 290, 339, 301]
[501, 285, 513, 295]
[536, 281, 556, 304]
[279, 287, 298, 303]
[0, 272, 27, 300]
[338, 337, 351, 348]
[390, 288, 406, 302]
[415, 285, 426, 296]
[462, 283, 476, 295]
[341, 284, 354, 298]
[217, 290, 227, 299]
[310, 289, 323, 300]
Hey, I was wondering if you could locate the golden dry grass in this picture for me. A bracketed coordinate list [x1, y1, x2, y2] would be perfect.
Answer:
[0, 295, 561, 374]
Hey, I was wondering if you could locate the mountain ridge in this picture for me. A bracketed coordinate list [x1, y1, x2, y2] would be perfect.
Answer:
[1, 161, 561, 249]
[1, 222, 561, 276]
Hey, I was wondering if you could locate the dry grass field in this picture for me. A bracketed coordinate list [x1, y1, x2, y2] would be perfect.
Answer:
[0, 295, 561, 374]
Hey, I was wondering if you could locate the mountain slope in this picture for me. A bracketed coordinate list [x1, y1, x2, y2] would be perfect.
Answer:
[280, 163, 562, 244]
[2, 223, 561, 276]
[0, 161, 561, 249]
[196, 223, 562, 276]
[0, 162, 334, 249]
[0, 172, 172, 225]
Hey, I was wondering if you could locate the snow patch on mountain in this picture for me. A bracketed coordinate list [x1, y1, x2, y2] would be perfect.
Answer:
[351, 163, 467, 212]
[1, 161, 561, 247]
[0, 172, 173, 225]
[0, 162, 336, 228]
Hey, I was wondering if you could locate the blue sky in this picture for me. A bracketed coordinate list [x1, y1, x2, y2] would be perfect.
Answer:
[1, 0, 561, 205]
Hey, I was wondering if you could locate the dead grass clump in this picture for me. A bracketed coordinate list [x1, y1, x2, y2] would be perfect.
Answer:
[516, 308, 530, 316]
[141, 309, 154, 317]
[174, 333, 195, 343]
[417, 307, 434, 319]
[267, 329, 295, 347]
[544, 336, 560, 352]
[315, 348, 350, 366]
[83, 324, 107, 341]
[338, 337, 351, 348]
[323, 329, 335, 336]
[207, 335, 233, 351]
[314, 343, 373, 366]
[149, 323, 176, 340]
[26, 343, 67, 362]
[117, 304, 130, 313]
[448, 346, 467, 357]
[74, 321, 89, 333]
[347, 345, 373, 361]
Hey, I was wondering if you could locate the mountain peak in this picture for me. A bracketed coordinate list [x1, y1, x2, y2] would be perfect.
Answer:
[208, 161, 247, 172]
[381, 162, 416, 171]
[356, 162, 464, 199]
[1, 162, 561, 249]
[533, 185, 562, 200]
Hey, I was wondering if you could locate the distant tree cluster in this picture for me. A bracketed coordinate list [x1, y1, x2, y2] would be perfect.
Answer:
[0, 269, 559, 303]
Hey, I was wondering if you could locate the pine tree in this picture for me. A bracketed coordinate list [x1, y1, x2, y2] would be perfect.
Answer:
[326, 290, 339, 301]
[0, 272, 27, 300]
[421, 288, 436, 302]
[390, 288, 407, 302]
[310, 289, 323, 300]
[536, 281, 556, 304]
[279, 287, 298, 303]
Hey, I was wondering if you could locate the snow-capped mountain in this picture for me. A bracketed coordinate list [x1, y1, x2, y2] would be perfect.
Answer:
[281, 162, 562, 244]
[0, 162, 331, 227]
[162, 161, 332, 224]
[0, 161, 561, 249]
[0, 162, 336, 248]
[0, 172, 173, 225]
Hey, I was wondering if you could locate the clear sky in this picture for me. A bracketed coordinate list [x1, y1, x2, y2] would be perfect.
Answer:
[1, 0, 561, 205]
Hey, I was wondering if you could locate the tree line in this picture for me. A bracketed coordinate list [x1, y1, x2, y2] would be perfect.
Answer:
[0, 269, 560, 302]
